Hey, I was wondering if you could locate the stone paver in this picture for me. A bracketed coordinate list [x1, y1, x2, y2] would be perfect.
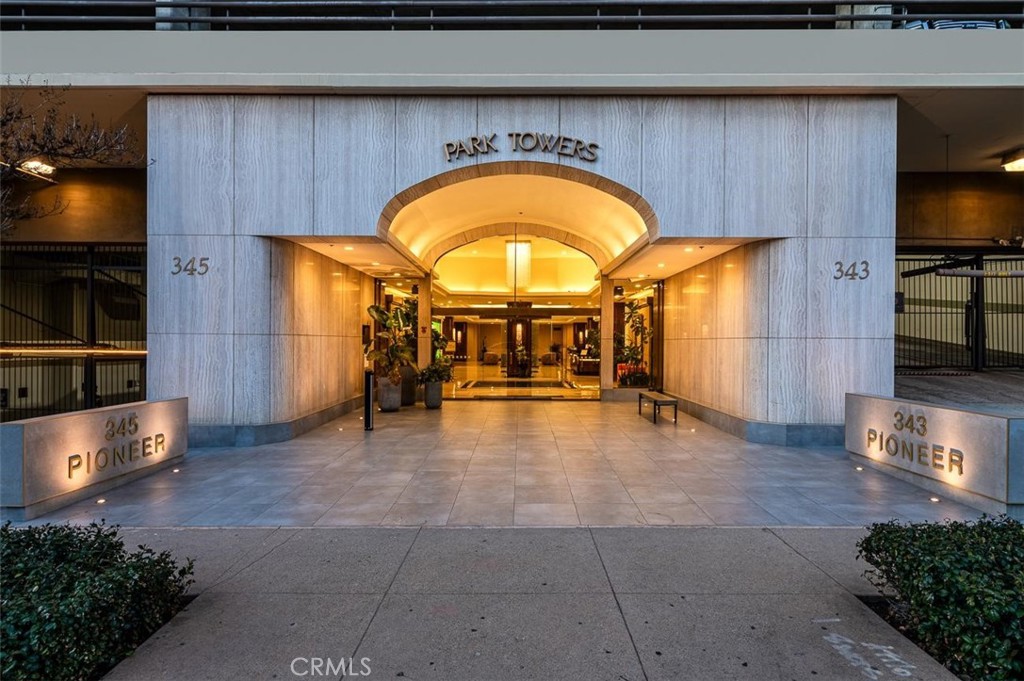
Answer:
[19, 401, 983, 528]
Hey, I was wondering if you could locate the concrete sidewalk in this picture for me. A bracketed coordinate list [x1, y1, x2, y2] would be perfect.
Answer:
[105, 526, 955, 681]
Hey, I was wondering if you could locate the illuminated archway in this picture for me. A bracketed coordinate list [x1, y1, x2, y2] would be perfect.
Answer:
[377, 161, 658, 272]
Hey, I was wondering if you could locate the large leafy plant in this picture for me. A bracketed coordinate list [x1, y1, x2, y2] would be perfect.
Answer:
[0, 522, 194, 681]
[857, 516, 1024, 681]
[365, 304, 415, 385]
[620, 300, 651, 386]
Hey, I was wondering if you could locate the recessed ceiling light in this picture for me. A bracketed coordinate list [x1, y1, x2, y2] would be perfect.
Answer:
[929, 497, 940, 503]
[725, 263, 735, 269]
[392, 273, 400, 277]
[173, 468, 180, 473]
[684, 247, 694, 253]
[855, 466, 863, 471]
[97, 498, 106, 504]
[343, 246, 354, 251]
[697, 274, 707, 279]
[371, 261, 380, 266]
[657, 263, 665, 268]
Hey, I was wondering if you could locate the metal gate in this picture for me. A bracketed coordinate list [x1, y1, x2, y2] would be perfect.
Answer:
[1, 244, 146, 422]
[896, 255, 1024, 371]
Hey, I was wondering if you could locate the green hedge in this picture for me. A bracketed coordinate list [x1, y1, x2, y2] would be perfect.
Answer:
[857, 515, 1024, 681]
[0, 522, 194, 681]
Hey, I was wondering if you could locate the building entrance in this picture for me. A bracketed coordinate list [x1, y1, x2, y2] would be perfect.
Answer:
[426, 234, 605, 399]
[433, 311, 602, 400]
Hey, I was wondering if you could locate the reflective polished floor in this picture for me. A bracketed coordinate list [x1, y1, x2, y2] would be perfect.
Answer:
[21, 401, 984, 528]
[448, 360, 600, 399]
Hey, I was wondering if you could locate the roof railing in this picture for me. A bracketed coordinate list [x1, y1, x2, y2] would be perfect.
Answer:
[2, 0, 1021, 30]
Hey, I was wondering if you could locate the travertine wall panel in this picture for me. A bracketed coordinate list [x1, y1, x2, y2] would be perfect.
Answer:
[148, 235, 234, 335]
[808, 98, 896, 238]
[396, 98, 478, 191]
[766, 239, 808, 339]
[641, 98, 725, 238]
[767, 338, 807, 423]
[149, 96, 234, 236]
[806, 338, 893, 422]
[235, 96, 315, 235]
[314, 97, 397, 234]
[724, 97, 808, 238]
[233, 334, 271, 424]
[558, 98, 642, 192]
[148, 332, 233, 424]
[233, 236, 273, 335]
[806, 237, 895, 339]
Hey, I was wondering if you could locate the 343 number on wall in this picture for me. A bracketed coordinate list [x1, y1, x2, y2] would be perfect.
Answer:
[833, 260, 869, 281]
[893, 409, 927, 437]
[171, 256, 210, 276]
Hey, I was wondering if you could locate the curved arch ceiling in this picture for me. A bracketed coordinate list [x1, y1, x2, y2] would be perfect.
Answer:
[433, 235, 598, 296]
[387, 174, 650, 269]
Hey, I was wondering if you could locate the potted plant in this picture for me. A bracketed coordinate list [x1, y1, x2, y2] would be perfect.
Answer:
[418, 357, 454, 409]
[364, 303, 414, 412]
[619, 300, 651, 388]
[418, 328, 453, 409]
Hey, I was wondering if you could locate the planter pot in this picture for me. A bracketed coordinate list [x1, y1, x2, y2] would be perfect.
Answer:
[423, 381, 443, 409]
[378, 380, 402, 412]
[399, 365, 417, 406]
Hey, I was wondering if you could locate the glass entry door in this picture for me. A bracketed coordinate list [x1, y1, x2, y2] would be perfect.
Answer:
[443, 316, 600, 400]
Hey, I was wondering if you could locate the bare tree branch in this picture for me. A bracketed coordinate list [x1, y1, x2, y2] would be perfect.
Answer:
[1, 78, 144, 234]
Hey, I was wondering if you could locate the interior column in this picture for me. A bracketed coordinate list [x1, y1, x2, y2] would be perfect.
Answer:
[418, 273, 432, 368]
[600, 275, 614, 391]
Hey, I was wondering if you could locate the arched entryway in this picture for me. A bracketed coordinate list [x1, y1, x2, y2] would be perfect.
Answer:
[376, 162, 660, 398]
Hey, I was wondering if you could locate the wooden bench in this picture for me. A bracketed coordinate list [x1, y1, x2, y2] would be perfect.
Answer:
[638, 391, 678, 424]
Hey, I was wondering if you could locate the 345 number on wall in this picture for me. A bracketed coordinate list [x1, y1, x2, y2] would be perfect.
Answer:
[104, 413, 139, 440]
[171, 256, 210, 276]
[833, 260, 869, 281]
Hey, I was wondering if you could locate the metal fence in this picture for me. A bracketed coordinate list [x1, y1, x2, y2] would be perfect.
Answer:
[1, 244, 146, 422]
[895, 255, 1024, 371]
[2, 0, 1021, 30]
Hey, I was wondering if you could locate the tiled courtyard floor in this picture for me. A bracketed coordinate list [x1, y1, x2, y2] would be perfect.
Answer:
[24, 401, 981, 527]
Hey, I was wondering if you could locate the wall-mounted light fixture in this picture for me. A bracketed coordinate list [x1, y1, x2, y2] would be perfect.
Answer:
[2, 159, 57, 183]
[21, 160, 56, 177]
[1001, 147, 1024, 172]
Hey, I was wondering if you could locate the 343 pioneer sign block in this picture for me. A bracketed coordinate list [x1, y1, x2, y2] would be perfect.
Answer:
[845, 393, 1023, 519]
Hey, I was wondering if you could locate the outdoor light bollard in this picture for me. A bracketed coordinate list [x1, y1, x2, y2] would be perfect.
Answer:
[363, 369, 374, 431]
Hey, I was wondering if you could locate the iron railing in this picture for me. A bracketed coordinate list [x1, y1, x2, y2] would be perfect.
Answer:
[1, 0, 1021, 30]
[896, 255, 1024, 371]
[1, 244, 147, 422]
